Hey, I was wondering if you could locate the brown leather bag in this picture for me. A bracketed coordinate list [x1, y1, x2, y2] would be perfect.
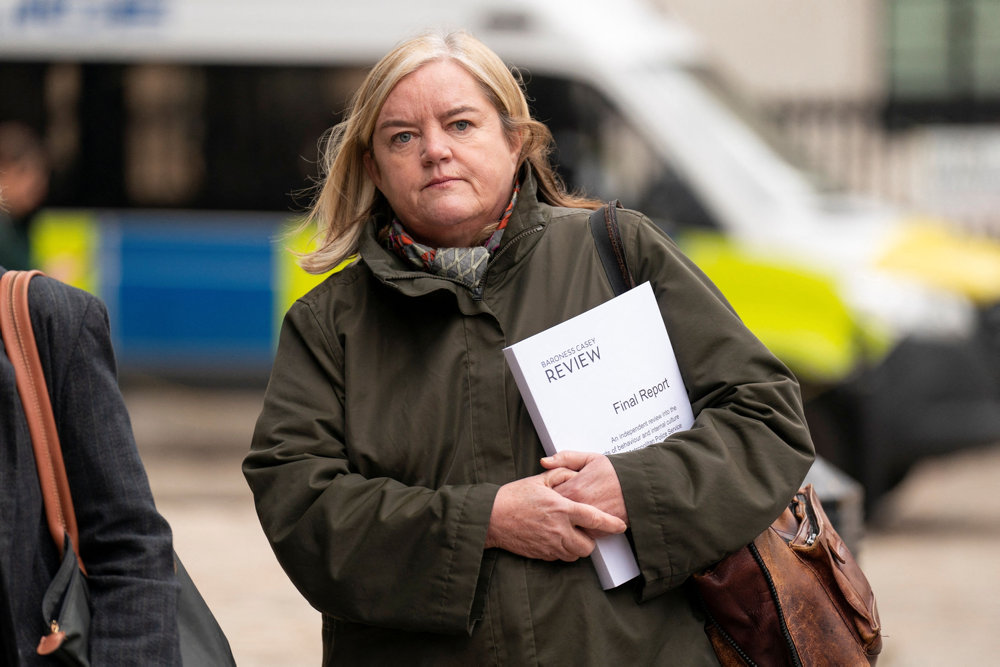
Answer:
[587, 205, 882, 665]
[692, 484, 882, 666]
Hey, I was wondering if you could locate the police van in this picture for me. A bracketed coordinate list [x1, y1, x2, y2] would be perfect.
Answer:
[3, 0, 999, 507]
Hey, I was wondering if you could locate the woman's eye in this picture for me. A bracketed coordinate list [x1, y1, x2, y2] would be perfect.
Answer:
[393, 132, 413, 144]
[453, 120, 470, 131]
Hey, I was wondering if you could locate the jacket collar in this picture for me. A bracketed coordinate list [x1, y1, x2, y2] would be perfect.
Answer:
[358, 166, 548, 295]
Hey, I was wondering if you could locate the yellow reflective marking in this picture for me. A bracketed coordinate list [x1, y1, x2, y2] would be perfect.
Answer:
[274, 220, 353, 331]
[878, 220, 1000, 305]
[30, 211, 100, 294]
[681, 232, 888, 382]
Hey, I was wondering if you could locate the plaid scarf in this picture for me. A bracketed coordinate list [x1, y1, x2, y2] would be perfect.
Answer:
[385, 182, 520, 288]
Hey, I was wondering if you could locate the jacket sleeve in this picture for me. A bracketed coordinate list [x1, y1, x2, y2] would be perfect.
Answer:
[606, 213, 815, 600]
[33, 278, 181, 664]
[243, 298, 498, 635]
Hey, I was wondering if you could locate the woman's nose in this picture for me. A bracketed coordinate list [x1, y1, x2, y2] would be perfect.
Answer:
[421, 127, 452, 164]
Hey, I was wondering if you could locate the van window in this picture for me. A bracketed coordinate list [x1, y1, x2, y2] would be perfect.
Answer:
[0, 62, 366, 211]
[2, 60, 717, 233]
[524, 73, 720, 233]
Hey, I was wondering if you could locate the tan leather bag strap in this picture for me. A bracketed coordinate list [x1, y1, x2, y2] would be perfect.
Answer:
[0, 270, 86, 574]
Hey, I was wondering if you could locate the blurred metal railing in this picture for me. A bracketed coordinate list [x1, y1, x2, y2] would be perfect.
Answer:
[768, 98, 1000, 239]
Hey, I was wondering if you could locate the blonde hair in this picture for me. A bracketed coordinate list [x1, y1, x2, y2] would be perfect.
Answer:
[298, 30, 600, 274]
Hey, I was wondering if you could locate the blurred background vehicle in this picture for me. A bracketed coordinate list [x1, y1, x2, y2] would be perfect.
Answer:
[2, 0, 999, 515]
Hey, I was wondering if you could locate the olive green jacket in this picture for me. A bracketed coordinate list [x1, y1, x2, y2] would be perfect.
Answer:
[244, 171, 815, 665]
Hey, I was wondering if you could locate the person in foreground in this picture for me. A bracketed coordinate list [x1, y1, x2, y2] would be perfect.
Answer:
[0, 267, 181, 664]
[244, 30, 815, 665]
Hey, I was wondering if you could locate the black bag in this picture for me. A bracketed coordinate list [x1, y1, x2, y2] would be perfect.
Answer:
[176, 555, 237, 666]
[36, 537, 92, 666]
[2, 270, 237, 666]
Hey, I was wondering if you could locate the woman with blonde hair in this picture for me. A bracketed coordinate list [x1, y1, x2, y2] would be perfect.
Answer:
[245, 29, 813, 665]
[298, 30, 599, 274]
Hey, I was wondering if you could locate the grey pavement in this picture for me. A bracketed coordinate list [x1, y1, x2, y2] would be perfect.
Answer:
[125, 382, 1000, 666]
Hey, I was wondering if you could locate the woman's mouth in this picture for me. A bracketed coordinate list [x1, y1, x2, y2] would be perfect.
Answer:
[425, 176, 460, 189]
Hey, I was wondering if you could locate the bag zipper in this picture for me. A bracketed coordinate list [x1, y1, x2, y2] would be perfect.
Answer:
[795, 493, 819, 546]
[695, 541, 805, 667]
[749, 542, 804, 667]
[693, 586, 759, 667]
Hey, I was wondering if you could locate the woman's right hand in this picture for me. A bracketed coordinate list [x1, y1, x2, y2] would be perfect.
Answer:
[484, 470, 627, 561]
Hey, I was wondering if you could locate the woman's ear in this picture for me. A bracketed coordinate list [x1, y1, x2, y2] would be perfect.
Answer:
[363, 151, 382, 190]
[508, 127, 525, 166]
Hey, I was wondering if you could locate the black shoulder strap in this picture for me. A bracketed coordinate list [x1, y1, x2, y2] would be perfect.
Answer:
[588, 201, 636, 296]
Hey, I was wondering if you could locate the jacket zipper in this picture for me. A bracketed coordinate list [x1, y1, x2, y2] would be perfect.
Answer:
[473, 224, 544, 300]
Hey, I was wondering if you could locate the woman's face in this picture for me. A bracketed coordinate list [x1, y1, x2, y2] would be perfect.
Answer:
[364, 59, 522, 248]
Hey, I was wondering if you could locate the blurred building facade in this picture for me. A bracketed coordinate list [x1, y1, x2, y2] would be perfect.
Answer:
[657, 0, 1000, 237]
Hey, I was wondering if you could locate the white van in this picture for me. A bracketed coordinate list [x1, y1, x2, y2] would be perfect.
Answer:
[3, 0, 999, 508]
